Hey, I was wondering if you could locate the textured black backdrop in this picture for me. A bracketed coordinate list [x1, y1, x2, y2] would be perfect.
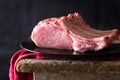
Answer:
[0, 0, 120, 80]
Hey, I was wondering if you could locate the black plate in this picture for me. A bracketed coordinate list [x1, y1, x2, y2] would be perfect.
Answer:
[20, 40, 120, 59]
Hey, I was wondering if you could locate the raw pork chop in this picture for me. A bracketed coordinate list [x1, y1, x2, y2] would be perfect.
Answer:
[31, 12, 119, 52]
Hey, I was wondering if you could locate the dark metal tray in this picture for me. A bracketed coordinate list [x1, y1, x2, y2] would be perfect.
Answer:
[20, 40, 120, 59]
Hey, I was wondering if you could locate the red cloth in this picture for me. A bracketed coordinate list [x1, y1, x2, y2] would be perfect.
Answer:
[9, 49, 120, 80]
[9, 49, 44, 80]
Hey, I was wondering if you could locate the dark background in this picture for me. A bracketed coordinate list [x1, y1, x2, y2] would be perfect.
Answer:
[0, 0, 120, 80]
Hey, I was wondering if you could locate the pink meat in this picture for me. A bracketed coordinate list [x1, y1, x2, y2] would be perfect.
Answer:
[31, 18, 73, 50]
[31, 12, 119, 52]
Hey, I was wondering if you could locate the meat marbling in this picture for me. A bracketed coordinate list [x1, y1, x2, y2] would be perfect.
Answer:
[31, 12, 119, 52]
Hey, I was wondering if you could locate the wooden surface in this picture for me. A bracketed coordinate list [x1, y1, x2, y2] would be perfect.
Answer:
[16, 59, 120, 80]
[34, 72, 120, 80]
[16, 59, 120, 73]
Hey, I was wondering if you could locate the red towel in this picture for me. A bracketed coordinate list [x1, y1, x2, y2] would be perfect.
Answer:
[9, 49, 44, 80]
[9, 48, 120, 80]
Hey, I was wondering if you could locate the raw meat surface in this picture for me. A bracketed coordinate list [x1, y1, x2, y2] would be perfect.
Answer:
[31, 12, 119, 52]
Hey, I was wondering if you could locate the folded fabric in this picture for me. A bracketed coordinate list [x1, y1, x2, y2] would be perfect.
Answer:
[9, 48, 120, 80]
[9, 49, 44, 80]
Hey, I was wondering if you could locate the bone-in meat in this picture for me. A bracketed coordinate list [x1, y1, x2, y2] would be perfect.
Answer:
[31, 12, 119, 52]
